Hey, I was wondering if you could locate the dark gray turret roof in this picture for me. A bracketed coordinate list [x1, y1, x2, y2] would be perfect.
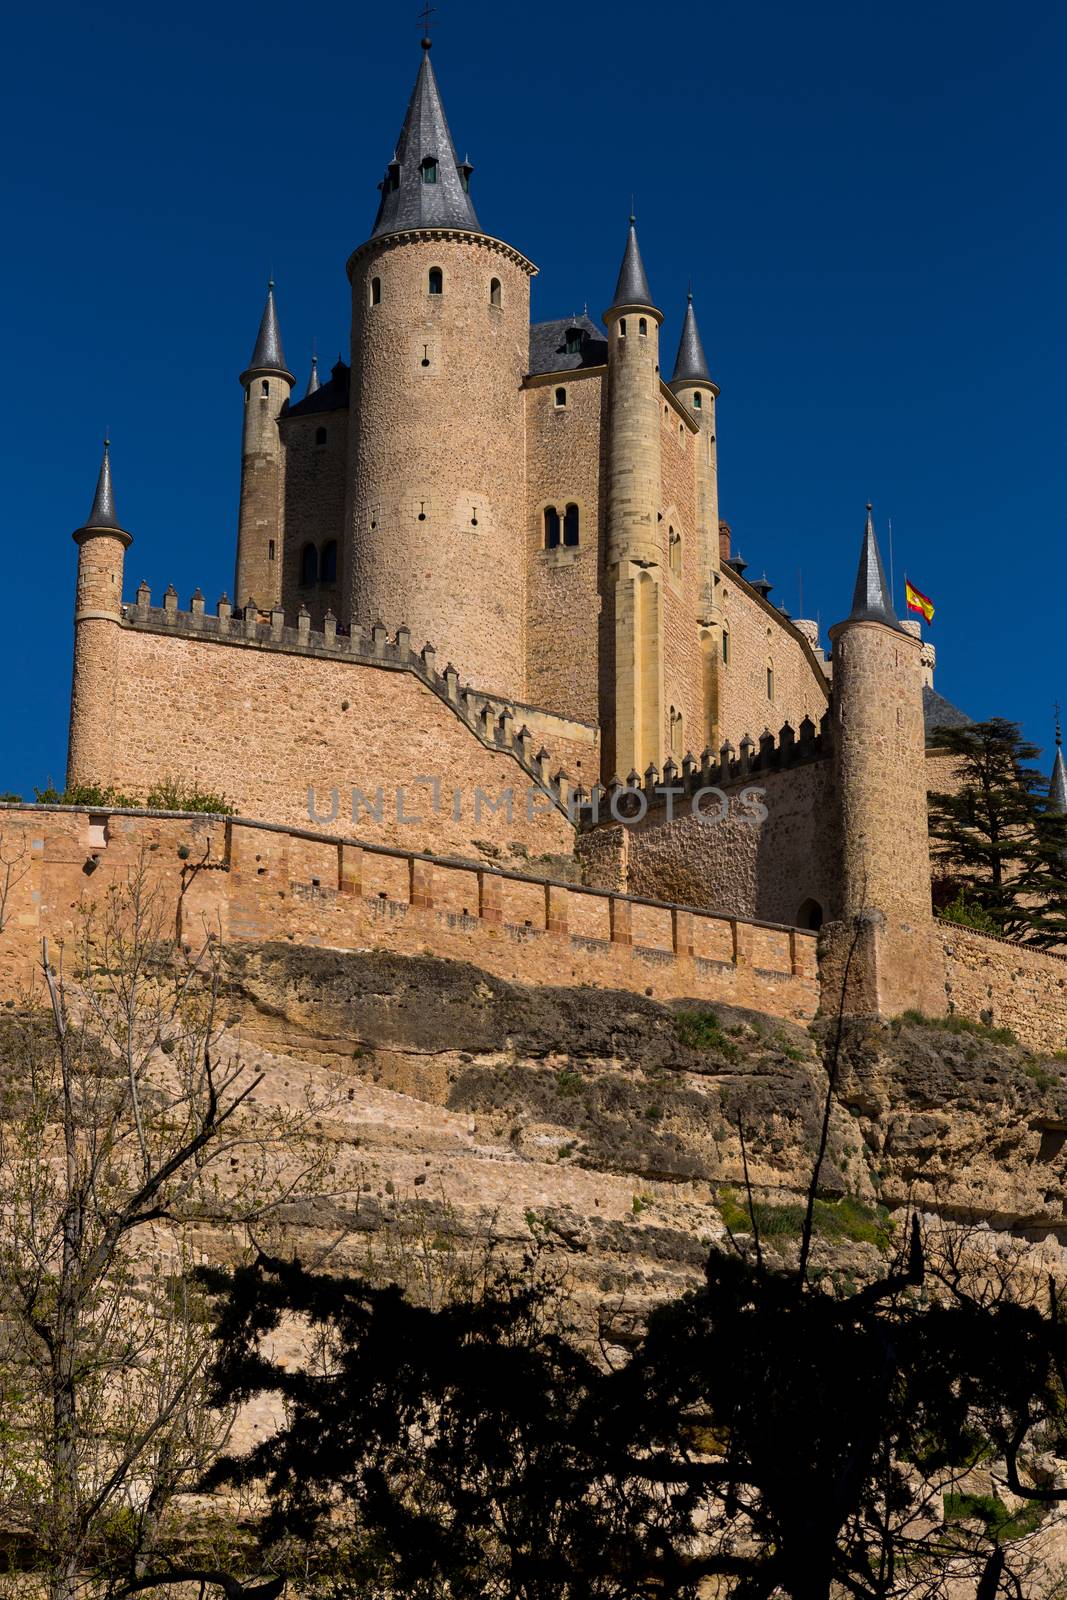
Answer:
[244, 281, 293, 381]
[78, 437, 127, 534]
[305, 354, 320, 397]
[670, 292, 711, 385]
[286, 360, 350, 419]
[848, 504, 900, 628]
[528, 314, 608, 375]
[608, 217, 657, 312]
[370, 44, 480, 239]
[923, 685, 972, 742]
[1050, 723, 1067, 814]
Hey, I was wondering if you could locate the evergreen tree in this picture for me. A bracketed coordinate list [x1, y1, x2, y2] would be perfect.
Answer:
[928, 717, 1067, 944]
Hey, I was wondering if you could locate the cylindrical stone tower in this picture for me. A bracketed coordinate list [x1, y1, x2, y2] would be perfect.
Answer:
[235, 280, 294, 611]
[602, 218, 664, 779]
[828, 506, 931, 923]
[668, 291, 720, 621]
[67, 439, 132, 789]
[345, 42, 535, 700]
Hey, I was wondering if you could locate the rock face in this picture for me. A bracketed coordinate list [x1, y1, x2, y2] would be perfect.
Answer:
[220, 944, 1067, 1314]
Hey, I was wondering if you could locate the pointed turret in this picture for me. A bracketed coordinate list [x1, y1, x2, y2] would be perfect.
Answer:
[77, 437, 127, 536]
[370, 41, 481, 239]
[607, 215, 658, 313]
[848, 504, 900, 628]
[670, 292, 711, 386]
[241, 280, 294, 385]
[1050, 715, 1067, 815]
[305, 353, 320, 397]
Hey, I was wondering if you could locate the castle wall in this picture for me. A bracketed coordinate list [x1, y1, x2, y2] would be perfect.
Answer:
[279, 409, 348, 629]
[523, 370, 604, 725]
[0, 808, 820, 1026]
[577, 757, 839, 928]
[940, 924, 1067, 1053]
[346, 232, 534, 699]
[659, 396, 705, 763]
[69, 620, 581, 871]
[718, 571, 830, 750]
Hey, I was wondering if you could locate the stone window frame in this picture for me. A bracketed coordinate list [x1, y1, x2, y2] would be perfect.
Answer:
[553, 386, 568, 409]
[428, 266, 444, 296]
[538, 495, 586, 563]
[490, 277, 502, 308]
[370, 275, 382, 306]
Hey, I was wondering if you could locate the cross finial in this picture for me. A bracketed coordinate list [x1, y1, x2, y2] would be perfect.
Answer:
[418, 3, 436, 47]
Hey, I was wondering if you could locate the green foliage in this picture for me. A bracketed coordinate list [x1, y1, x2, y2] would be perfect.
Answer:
[34, 781, 137, 807]
[143, 775, 234, 814]
[718, 1187, 893, 1251]
[555, 1069, 583, 1096]
[674, 1009, 740, 1060]
[943, 1491, 1046, 1542]
[30, 776, 234, 814]
[897, 1008, 1019, 1047]
[928, 717, 1067, 946]
[0, 792, 22, 803]
[1024, 1061, 1058, 1091]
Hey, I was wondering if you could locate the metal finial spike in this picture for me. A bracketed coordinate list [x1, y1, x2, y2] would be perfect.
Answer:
[866, 501, 873, 513]
[1056, 701, 1062, 747]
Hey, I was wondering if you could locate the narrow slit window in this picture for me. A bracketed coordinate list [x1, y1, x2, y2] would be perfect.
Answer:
[722, 627, 730, 665]
[261, 379, 270, 396]
[563, 503, 579, 547]
[693, 391, 702, 409]
[767, 661, 775, 701]
[490, 278, 501, 306]
[618, 319, 627, 337]
[544, 506, 561, 549]
[371, 276, 381, 305]
[428, 267, 443, 296]
[554, 386, 567, 407]
[315, 426, 327, 446]
[639, 317, 648, 336]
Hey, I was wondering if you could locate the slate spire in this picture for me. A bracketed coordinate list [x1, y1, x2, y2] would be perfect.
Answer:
[608, 215, 657, 312]
[370, 42, 481, 239]
[245, 279, 293, 380]
[79, 436, 126, 534]
[305, 352, 320, 397]
[1050, 712, 1067, 816]
[670, 291, 711, 385]
[848, 503, 900, 628]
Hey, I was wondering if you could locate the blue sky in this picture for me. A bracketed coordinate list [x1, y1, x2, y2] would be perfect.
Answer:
[1, 0, 1064, 796]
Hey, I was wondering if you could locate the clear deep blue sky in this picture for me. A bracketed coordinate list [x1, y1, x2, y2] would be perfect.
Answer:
[2, 0, 1064, 798]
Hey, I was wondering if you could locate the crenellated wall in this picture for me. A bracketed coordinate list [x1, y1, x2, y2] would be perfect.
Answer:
[0, 808, 819, 1025]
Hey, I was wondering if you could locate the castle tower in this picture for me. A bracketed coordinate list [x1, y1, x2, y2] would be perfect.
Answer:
[344, 41, 536, 699]
[67, 439, 132, 788]
[669, 291, 720, 619]
[234, 280, 294, 612]
[825, 506, 943, 1015]
[603, 218, 664, 779]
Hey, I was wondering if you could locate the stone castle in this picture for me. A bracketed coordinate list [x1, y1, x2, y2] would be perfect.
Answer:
[43, 39, 1066, 1045]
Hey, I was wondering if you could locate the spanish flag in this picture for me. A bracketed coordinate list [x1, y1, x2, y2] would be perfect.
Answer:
[905, 579, 935, 625]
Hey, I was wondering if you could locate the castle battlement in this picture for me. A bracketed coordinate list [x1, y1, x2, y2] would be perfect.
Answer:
[121, 588, 591, 817]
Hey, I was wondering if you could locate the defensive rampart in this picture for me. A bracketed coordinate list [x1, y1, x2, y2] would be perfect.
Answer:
[0, 807, 819, 1023]
[941, 923, 1067, 1053]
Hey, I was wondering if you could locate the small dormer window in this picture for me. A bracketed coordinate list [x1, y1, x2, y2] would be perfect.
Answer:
[564, 327, 582, 355]
[421, 157, 438, 184]
[460, 164, 472, 193]
[388, 162, 400, 192]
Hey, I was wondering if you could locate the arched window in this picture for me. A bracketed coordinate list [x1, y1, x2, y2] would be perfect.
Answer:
[797, 898, 823, 931]
[638, 317, 648, 336]
[554, 386, 568, 407]
[320, 540, 338, 584]
[261, 379, 270, 396]
[315, 427, 327, 446]
[300, 543, 318, 587]
[370, 276, 381, 305]
[563, 503, 579, 547]
[722, 626, 730, 665]
[490, 278, 501, 306]
[421, 156, 438, 184]
[670, 706, 684, 758]
[693, 391, 702, 409]
[428, 267, 443, 296]
[618, 318, 627, 337]
[565, 326, 583, 355]
[544, 506, 561, 549]
[767, 660, 775, 701]
[669, 527, 681, 573]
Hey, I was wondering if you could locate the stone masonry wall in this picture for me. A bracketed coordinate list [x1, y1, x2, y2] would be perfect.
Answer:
[0, 808, 820, 1026]
[280, 408, 349, 629]
[71, 622, 582, 871]
[941, 924, 1067, 1053]
[718, 570, 829, 752]
[523, 370, 604, 725]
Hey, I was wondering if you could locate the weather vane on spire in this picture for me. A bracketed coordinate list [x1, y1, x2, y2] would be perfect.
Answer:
[418, 3, 436, 46]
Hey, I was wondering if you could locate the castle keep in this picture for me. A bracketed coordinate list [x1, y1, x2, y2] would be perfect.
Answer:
[50, 38, 1065, 1037]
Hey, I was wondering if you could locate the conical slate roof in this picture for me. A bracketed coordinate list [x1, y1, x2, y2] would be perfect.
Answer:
[1050, 722, 1067, 815]
[848, 504, 900, 628]
[608, 217, 657, 312]
[305, 353, 320, 397]
[670, 292, 711, 385]
[245, 280, 293, 380]
[370, 44, 481, 239]
[78, 437, 127, 534]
